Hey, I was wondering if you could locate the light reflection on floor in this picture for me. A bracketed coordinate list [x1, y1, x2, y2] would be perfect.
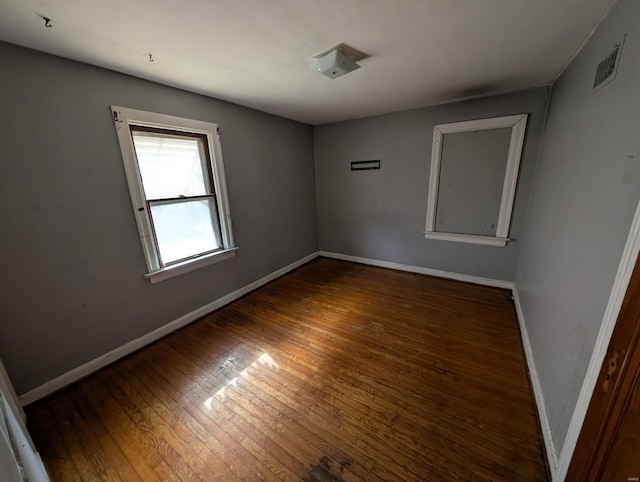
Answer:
[204, 352, 278, 409]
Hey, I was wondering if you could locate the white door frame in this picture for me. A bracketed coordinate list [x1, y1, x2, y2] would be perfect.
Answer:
[0, 360, 49, 481]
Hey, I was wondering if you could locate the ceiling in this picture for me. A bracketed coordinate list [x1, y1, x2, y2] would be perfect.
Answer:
[0, 0, 617, 125]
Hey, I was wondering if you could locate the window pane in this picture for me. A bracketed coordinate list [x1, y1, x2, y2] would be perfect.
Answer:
[132, 132, 209, 199]
[435, 128, 511, 236]
[150, 199, 220, 264]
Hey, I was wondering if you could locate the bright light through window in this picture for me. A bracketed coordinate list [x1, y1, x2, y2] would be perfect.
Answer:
[112, 106, 236, 283]
[132, 133, 208, 199]
[150, 199, 220, 264]
[131, 128, 222, 266]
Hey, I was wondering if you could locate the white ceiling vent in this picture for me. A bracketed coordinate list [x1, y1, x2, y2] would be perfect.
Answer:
[593, 35, 625, 93]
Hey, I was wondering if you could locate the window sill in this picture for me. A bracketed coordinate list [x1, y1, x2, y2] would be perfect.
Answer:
[145, 247, 238, 284]
[423, 232, 509, 247]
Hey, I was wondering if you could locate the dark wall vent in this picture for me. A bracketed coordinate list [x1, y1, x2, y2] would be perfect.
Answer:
[593, 35, 625, 93]
[351, 160, 380, 171]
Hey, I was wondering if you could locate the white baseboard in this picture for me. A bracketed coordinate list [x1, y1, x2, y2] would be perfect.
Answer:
[512, 287, 558, 478]
[18, 251, 320, 406]
[318, 251, 513, 289]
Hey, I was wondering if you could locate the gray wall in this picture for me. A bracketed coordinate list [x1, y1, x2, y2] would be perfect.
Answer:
[314, 88, 550, 281]
[515, 0, 640, 453]
[437, 128, 512, 236]
[0, 42, 318, 395]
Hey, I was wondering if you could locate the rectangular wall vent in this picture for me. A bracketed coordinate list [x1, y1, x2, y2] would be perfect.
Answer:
[351, 160, 380, 171]
[593, 35, 625, 93]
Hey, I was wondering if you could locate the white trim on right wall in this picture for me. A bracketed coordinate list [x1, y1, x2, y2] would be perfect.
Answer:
[512, 288, 558, 477]
[554, 199, 640, 481]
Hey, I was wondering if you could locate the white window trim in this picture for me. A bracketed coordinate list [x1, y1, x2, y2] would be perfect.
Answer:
[111, 106, 236, 283]
[423, 114, 528, 247]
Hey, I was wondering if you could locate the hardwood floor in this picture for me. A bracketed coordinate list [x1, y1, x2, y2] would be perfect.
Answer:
[26, 258, 549, 481]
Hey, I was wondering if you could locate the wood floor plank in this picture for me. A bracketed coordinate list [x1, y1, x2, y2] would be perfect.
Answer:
[129, 355, 258, 481]
[60, 387, 137, 482]
[141, 343, 295, 482]
[68, 386, 157, 482]
[77, 373, 182, 481]
[249, 286, 529, 389]
[26, 258, 548, 481]
[197, 318, 502, 480]
[97, 371, 203, 482]
[173, 321, 370, 480]
[48, 391, 111, 482]
[180, 316, 460, 482]
[179, 311, 466, 479]
[250, 284, 536, 424]
[28, 400, 86, 482]
[208, 306, 536, 470]
[70, 390, 142, 482]
[109, 364, 230, 479]
[167, 326, 367, 482]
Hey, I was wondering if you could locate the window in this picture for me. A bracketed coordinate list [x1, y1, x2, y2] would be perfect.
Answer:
[111, 106, 236, 283]
[423, 114, 528, 247]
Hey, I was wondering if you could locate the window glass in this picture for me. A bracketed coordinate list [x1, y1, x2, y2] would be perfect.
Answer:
[130, 128, 222, 266]
[132, 132, 209, 199]
[150, 199, 220, 264]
